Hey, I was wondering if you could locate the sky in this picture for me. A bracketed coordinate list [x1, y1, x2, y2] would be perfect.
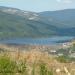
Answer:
[0, 0, 75, 12]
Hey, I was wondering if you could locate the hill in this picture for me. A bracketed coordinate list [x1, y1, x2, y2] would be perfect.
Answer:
[39, 9, 75, 28]
[0, 6, 75, 39]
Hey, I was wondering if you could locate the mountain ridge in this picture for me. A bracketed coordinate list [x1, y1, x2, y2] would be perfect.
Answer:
[0, 6, 75, 39]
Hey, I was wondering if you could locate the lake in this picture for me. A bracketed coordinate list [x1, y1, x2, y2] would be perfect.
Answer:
[0, 36, 74, 45]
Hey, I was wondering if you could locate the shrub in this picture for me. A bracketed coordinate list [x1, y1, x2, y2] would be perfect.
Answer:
[0, 56, 16, 74]
[39, 63, 53, 75]
[56, 55, 70, 63]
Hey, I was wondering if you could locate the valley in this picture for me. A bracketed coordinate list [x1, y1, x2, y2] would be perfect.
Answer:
[0, 6, 75, 75]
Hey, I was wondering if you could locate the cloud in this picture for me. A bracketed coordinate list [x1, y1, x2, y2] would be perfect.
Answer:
[56, 0, 73, 4]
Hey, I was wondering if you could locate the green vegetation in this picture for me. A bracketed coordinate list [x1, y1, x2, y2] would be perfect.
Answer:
[17, 61, 27, 74]
[56, 55, 70, 63]
[32, 62, 36, 75]
[0, 56, 16, 75]
[40, 63, 47, 75]
[40, 63, 53, 75]
[71, 43, 75, 51]
[0, 6, 75, 39]
[0, 55, 53, 75]
[0, 8, 56, 39]
[0, 56, 16, 73]
[0, 55, 28, 75]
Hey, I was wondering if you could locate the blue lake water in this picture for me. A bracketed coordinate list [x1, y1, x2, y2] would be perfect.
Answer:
[0, 36, 74, 45]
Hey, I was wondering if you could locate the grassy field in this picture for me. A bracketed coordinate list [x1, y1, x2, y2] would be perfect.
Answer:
[0, 44, 75, 75]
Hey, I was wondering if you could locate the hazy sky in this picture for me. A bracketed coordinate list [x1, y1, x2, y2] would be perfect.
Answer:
[0, 0, 75, 12]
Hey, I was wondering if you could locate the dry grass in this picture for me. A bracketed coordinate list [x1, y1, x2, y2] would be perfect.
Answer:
[0, 44, 75, 75]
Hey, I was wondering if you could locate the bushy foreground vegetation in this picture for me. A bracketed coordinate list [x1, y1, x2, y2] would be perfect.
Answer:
[0, 51, 54, 75]
[0, 44, 75, 75]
